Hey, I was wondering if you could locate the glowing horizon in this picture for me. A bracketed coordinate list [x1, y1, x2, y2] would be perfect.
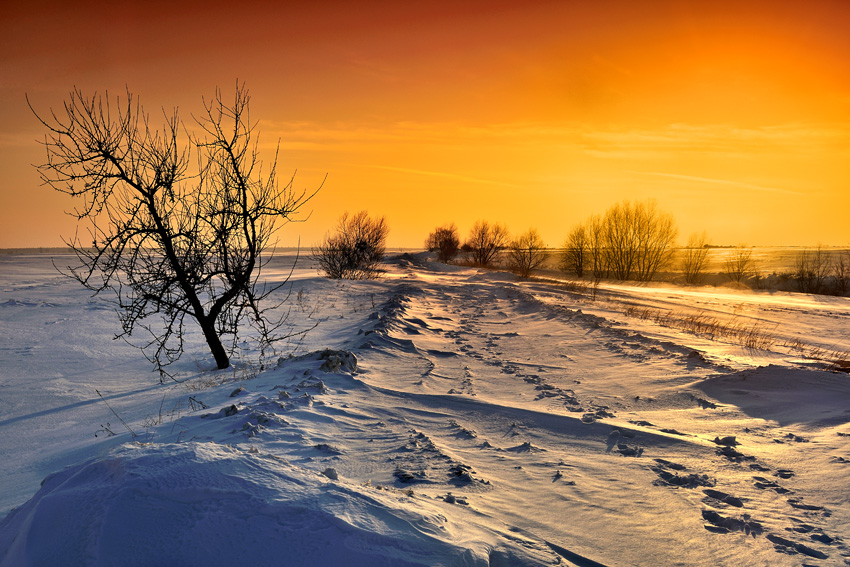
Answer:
[2, 1, 849, 249]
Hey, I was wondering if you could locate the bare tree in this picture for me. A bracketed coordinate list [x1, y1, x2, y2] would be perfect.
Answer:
[315, 211, 389, 279]
[682, 231, 710, 284]
[723, 245, 756, 283]
[587, 214, 608, 281]
[425, 223, 460, 263]
[632, 200, 678, 281]
[30, 85, 317, 376]
[465, 220, 509, 267]
[833, 250, 850, 295]
[602, 201, 636, 280]
[561, 223, 588, 278]
[508, 228, 547, 278]
[603, 199, 677, 281]
[795, 244, 832, 294]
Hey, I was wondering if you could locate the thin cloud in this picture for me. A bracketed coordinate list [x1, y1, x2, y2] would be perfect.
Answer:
[630, 171, 800, 196]
[362, 164, 522, 189]
[583, 123, 850, 154]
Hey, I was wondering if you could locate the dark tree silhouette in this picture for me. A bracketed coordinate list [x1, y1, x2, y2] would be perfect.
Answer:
[465, 220, 509, 267]
[561, 223, 588, 278]
[425, 223, 460, 263]
[508, 228, 547, 278]
[682, 231, 710, 284]
[586, 214, 608, 281]
[603, 199, 677, 282]
[833, 250, 850, 295]
[723, 245, 757, 283]
[794, 244, 832, 294]
[30, 84, 318, 376]
[314, 211, 389, 279]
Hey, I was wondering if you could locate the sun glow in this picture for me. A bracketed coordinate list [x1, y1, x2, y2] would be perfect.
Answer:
[2, 1, 849, 248]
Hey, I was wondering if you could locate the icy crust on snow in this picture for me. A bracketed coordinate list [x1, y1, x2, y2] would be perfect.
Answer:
[0, 442, 556, 567]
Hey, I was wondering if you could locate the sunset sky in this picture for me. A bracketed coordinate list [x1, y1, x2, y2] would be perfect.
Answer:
[2, 0, 849, 249]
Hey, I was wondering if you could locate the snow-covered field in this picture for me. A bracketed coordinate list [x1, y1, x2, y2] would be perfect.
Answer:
[2, 252, 850, 566]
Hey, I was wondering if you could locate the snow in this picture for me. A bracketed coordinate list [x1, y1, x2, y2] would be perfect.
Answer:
[2, 252, 850, 566]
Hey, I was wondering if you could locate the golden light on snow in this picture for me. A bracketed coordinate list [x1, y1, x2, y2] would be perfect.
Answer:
[2, 1, 849, 247]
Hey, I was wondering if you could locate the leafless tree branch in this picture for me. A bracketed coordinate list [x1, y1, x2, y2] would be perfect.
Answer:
[30, 84, 320, 378]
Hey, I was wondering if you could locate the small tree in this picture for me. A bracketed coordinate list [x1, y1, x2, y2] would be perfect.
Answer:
[833, 250, 850, 295]
[633, 200, 678, 282]
[603, 199, 677, 281]
[561, 223, 588, 278]
[795, 244, 832, 294]
[682, 231, 710, 284]
[465, 220, 509, 267]
[426, 223, 460, 263]
[723, 245, 756, 283]
[315, 211, 389, 279]
[587, 214, 608, 281]
[30, 85, 316, 375]
[509, 228, 547, 278]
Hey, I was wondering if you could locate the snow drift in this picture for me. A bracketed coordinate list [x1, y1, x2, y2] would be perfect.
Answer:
[0, 442, 557, 567]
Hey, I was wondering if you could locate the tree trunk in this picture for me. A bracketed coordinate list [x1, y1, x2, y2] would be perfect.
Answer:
[199, 317, 230, 369]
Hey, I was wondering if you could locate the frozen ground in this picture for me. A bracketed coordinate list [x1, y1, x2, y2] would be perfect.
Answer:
[2, 253, 850, 566]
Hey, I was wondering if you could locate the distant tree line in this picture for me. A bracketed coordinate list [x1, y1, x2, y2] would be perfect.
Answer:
[792, 245, 849, 295]
[424, 199, 694, 283]
[425, 220, 547, 278]
[316, 201, 850, 299]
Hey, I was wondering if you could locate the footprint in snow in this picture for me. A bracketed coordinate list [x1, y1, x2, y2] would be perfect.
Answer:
[651, 459, 714, 488]
[701, 509, 763, 537]
[507, 441, 545, 453]
[703, 488, 744, 508]
[716, 445, 756, 462]
[765, 534, 829, 560]
[752, 476, 791, 494]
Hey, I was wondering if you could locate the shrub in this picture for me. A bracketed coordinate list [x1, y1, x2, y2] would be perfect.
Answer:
[315, 211, 389, 279]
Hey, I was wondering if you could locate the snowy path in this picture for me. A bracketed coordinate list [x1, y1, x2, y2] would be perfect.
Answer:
[349, 264, 850, 565]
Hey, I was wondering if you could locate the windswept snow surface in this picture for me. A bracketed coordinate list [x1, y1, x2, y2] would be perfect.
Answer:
[2, 253, 850, 566]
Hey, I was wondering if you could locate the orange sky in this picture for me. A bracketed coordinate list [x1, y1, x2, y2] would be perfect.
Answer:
[2, 0, 849, 249]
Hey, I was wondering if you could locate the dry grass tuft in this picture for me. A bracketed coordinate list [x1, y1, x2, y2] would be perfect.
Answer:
[623, 305, 776, 350]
